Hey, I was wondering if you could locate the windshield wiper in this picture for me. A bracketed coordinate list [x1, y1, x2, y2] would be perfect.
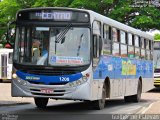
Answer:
[77, 34, 84, 56]
[55, 23, 72, 43]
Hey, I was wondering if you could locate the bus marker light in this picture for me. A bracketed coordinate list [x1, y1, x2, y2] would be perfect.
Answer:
[86, 73, 90, 78]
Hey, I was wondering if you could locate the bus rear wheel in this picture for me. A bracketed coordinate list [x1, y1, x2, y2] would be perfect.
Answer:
[93, 84, 106, 110]
[124, 80, 142, 102]
[34, 98, 49, 109]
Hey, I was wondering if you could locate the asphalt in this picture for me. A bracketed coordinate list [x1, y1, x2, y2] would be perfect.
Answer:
[0, 101, 30, 107]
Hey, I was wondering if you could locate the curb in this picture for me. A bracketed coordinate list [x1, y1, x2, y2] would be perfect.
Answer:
[0, 102, 31, 107]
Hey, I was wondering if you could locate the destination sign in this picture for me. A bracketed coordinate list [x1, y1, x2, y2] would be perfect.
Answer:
[17, 9, 89, 22]
[30, 12, 72, 20]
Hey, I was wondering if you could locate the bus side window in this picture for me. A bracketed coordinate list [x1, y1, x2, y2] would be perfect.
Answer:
[135, 35, 140, 59]
[103, 24, 111, 55]
[140, 38, 145, 59]
[149, 40, 153, 60]
[146, 39, 150, 60]
[112, 28, 120, 56]
[128, 33, 134, 58]
[8, 52, 13, 64]
[120, 30, 127, 57]
[93, 21, 102, 58]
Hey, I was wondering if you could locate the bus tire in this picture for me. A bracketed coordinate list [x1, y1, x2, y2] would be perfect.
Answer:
[93, 83, 106, 110]
[34, 98, 49, 109]
[124, 96, 132, 102]
[124, 80, 142, 103]
[132, 80, 142, 102]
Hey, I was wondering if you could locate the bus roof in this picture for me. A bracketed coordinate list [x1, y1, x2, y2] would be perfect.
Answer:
[17, 7, 153, 41]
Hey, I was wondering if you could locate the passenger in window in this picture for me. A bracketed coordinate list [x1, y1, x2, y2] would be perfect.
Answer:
[33, 39, 41, 48]
[36, 39, 49, 65]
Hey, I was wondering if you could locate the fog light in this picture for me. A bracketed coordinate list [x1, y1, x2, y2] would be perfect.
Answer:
[17, 79, 27, 86]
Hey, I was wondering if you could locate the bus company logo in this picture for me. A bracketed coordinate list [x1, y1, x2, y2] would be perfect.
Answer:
[130, 0, 160, 8]
[25, 76, 40, 80]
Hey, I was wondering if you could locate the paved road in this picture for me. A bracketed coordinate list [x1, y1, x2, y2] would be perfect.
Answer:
[0, 83, 160, 120]
[0, 99, 152, 120]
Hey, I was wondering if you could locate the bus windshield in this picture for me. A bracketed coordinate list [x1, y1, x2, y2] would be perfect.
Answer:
[13, 26, 90, 66]
[154, 42, 160, 69]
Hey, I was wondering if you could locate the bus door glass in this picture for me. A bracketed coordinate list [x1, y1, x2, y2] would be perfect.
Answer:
[92, 21, 102, 69]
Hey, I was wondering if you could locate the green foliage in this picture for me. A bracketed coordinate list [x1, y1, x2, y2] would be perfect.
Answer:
[54, 0, 74, 7]
[0, 0, 160, 45]
[0, 0, 20, 38]
[33, 0, 55, 7]
[107, 0, 160, 31]
[154, 34, 160, 40]
[69, 0, 98, 10]
[15, 0, 36, 8]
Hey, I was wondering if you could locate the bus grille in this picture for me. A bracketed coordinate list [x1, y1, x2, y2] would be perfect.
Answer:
[23, 69, 79, 76]
[29, 81, 68, 85]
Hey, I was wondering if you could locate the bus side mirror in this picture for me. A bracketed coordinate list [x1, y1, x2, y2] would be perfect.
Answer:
[6, 21, 16, 48]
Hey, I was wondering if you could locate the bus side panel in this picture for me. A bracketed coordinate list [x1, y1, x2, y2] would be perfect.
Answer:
[93, 55, 154, 100]
[142, 60, 154, 92]
[93, 56, 126, 99]
[93, 55, 114, 99]
[125, 58, 138, 96]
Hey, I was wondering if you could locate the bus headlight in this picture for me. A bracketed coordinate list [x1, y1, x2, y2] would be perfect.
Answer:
[68, 73, 90, 87]
[12, 73, 17, 79]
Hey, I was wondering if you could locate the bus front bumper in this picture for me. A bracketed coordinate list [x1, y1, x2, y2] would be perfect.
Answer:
[11, 79, 92, 101]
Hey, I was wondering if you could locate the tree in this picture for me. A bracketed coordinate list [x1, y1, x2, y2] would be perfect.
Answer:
[15, 0, 36, 8]
[154, 33, 160, 40]
[107, 0, 160, 31]
[0, 0, 20, 38]
[33, 0, 55, 7]
[0, 0, 160, 41]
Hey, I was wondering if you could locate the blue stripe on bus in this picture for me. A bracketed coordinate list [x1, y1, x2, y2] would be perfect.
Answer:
[93, 56, 153, 79]
[16, 71, 82, 85]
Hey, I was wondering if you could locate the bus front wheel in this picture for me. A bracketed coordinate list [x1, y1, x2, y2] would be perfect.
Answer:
[34, 98, 49, 109]
[93, 84, 106, 110]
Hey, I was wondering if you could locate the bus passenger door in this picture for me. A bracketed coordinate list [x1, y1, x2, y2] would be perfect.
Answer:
[92, 20, 103, 99]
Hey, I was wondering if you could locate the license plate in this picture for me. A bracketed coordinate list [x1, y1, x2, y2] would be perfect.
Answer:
[41, 88, 54, 94]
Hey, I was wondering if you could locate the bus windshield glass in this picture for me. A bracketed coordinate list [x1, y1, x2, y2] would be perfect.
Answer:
[154, 41, 160, 69]
[13, 26, 90, 66]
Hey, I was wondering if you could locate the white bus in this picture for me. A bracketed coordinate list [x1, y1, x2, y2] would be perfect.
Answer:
[0, 48, 13, 81]
[11, 7, 154, 110]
